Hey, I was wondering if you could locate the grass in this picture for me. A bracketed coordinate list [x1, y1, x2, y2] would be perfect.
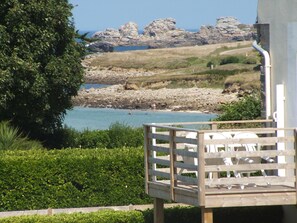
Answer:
[0, 121, 43, 150]
[85, 40, 261, 91]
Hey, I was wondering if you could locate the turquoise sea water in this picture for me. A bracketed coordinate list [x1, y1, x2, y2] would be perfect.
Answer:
[80, 83, 110, 89]
[64, 107, 217, 131]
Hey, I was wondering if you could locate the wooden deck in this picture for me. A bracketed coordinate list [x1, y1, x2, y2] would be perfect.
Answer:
[144, 120, 297, 212]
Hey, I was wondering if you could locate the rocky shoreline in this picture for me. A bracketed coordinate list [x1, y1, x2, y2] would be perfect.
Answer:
[74, 58, 239, 114]
[73, 84, 237, 113]
[88, 17, 255, 52]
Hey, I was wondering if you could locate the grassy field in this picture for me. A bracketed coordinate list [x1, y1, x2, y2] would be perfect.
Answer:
[87, 41, 261, 91]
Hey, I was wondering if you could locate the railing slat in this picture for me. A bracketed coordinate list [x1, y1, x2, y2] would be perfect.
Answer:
[205, 163, 296, 172]
[149, 157, 170, 166]
[205, 176, 296, 186]
[205, 149, 295, 159]
[149, 169, 170, 179]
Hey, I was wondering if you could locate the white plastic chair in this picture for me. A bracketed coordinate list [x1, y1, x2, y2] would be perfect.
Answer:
[232, 132, 273, 188]
[181, 132, 234, 187]
[182, 132, 198, 176]
[204, 132, 234, 179]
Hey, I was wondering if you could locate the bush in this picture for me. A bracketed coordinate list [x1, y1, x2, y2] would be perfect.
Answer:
[220, 55, 243, 65]
[0, 206, 283, 223]
[0, 211, 144, 223]
[0, 121, 43, 150]
[215, 95, 262, 121]
[142, 206, 283, 223]
[206, 58, 221, 68]
[79, 129, 110, 148]
[42, 122, 144, 149]
[107, 122, 144, 149]
[0, 148, 151, 211]
[43, 126, 81, 149]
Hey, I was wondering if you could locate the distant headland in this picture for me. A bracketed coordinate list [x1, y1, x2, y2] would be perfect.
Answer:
[87, 17, 256, 52]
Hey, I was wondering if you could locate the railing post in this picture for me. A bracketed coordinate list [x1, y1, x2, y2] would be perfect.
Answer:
[152, 124, 157, 181]
[154, 198, 164, 223]
[211, 123, 217, 130]
[169, 129, 177, 201]
[197, 131, 206, 207]
[294, 129, 297, 201]
[201, 207, 213, 223]
[144, 125, 151, 194]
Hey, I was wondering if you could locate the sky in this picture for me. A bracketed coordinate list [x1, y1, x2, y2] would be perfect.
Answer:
[69, 0, 258, 32]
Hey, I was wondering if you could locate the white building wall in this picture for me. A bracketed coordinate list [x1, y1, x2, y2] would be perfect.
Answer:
[257, 1, 297, 222]
[258, 0, 297, 128]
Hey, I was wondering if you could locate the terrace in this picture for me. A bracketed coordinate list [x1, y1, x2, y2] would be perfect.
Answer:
[143, 120, 297, 223]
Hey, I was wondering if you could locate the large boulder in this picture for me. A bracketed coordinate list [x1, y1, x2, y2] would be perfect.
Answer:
[92, 28, 121, 43]
[87, 41, 114, 53]
[143, 18, 178, 37]
[119, 22, 139, 38]
[198, 17, 255, 43]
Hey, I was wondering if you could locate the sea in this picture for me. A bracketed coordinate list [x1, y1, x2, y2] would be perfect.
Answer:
[68, 30, 215, 131]
[64, 107, 217, 131]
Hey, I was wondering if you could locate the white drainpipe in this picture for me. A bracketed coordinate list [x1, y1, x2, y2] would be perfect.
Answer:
[252, 41, 272, 119]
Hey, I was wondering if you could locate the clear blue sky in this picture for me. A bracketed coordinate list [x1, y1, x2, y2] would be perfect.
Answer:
[69, 0, 258, 32]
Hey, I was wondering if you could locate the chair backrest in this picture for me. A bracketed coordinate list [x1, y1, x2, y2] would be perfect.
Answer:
[233, 132, 258, 151]
[183, 132, 198, 165]
[204, 132, 229, 152]
[233, 132, 261, 168]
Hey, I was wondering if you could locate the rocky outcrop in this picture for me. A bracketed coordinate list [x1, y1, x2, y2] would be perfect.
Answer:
[73, 85, 238, 113]
[199, 17, 255, 44]
[87, 41, 114, 53]
[89, 17, 255, 51]
[143, 18, 177, 37]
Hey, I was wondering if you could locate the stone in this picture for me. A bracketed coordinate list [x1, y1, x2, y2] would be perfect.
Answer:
[90, 16, 256, 49]
[86, 41, 114, 53]
[143, 18, 177, 37]
[119, 22, 139, 38]
[92, 28, 121, 43]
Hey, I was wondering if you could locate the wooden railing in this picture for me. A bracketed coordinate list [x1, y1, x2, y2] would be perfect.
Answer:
[144, 120, 297, 207]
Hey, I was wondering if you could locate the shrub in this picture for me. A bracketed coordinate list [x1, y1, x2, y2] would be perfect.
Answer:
[0, 121, 43, 150]
[44, 126, 81, 149]
[0, 210, 144, 223]
[0, 148, 151, 211]
[215, 95, 262, 121]
[79, 129, 110, 148]
[107, 122, 144, 149]
[220, 55, 244, 65]
[142, 205, 283, 223]
[42, 123, 144, 149]
[0, 206, 283, 223]
[242, 56, 258, 64]
[206, 57, 221, 68]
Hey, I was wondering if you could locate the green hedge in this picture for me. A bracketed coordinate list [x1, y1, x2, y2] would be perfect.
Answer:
[142, 206, 283, 223]
[0, 148, 151, 211]
[0, 206, 283, 223]
[0, 210, 144, 223]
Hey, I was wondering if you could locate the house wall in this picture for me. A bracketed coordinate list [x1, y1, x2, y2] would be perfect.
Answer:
[257, 0, 297, 128]
[257, 1, 297, 222]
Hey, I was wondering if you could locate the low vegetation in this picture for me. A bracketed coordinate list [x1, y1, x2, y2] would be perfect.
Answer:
[87, 41, 261, 91]
[47, 122, 144, 149]
[0, 148, 150, 211]
[0, 206, 283, 223]
[215, 95, 262, 121]
[0, 121, 43, 150]
[0, 211, 144, 223]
